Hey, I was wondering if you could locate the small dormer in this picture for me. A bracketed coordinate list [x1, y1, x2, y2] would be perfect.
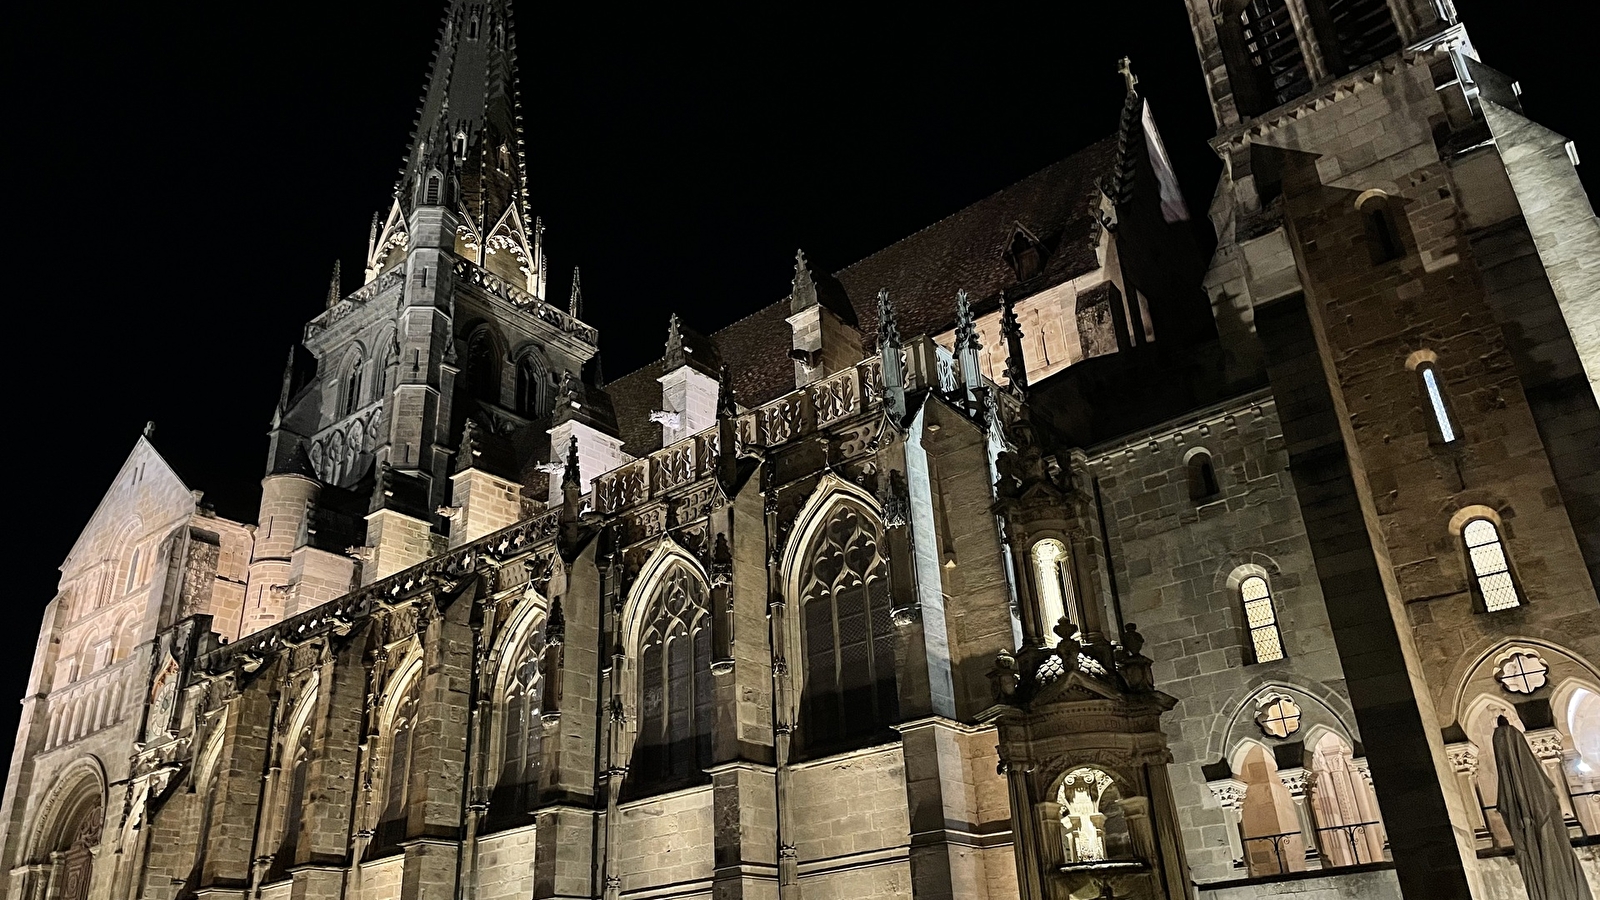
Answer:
[1005, 224, 1048, 282]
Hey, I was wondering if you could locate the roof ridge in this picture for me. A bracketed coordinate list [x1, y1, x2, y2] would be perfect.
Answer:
[825, 132, 1119, 285]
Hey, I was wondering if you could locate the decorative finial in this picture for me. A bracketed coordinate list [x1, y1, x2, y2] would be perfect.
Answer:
[568, 266, 583, 318]
[791, 249, 818, 312]
[665, 313, 689, 370]
[717, 364, 737, 417]
[954, 289, 979, 351]
[561, 435, 581, 490]
[1000, 290, 1028, 394]
[326, 260, 343, 309]
[143, 421, 156, 439]
[1117, 56, 1138, 93]
[876, 288, 901, 350]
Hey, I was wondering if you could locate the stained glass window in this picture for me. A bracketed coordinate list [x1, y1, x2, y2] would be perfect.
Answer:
[1241, 575, 1285, 663]
[489, 634, 542, 828]
[799, 501, 897, 756]
[628, 565, 713, 797]
[1464, 519, 1520, 612]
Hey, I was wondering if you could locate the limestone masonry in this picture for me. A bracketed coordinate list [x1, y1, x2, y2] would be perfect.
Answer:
[3, 1, 1597, 898]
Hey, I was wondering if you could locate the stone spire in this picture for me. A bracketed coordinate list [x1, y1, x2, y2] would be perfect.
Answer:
[396, 0, 529, 236]
[325, 260, 343, 309]
[877, 289, 907, 424]
[569, 266, 583, 318]
[1000, 290, 1029, 395]
[790, 249, 818, 314]
[664, 313, 687, 370]
[954, 289, 983, 407]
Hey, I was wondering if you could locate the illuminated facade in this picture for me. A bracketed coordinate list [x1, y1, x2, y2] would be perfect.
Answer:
[3, 1, 1597, 898]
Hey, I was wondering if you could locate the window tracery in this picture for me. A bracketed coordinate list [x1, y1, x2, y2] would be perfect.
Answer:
[1493, 649, 1548, 695]
[628, 565, 713, 797]
[1255, 695, 1302, 738]
[489, 632, 542, 828]
[273, 722, 314, 875]
[372, 669, 421, 855]
[797, 500, 897, 755]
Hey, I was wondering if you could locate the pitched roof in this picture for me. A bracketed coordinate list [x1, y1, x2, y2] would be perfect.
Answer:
[605, 134, 1121, 457]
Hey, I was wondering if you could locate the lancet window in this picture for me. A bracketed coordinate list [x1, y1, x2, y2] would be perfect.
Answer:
[627, 564, 713, 798]
[466, 330, 500, 404]
[1031, 539, 1076, 647]
[1463, 518, 1521, 612]
[1222, 0, 1310, 116]
[371, 668, 422, 855]
[1241, 575, 1285, 663]
[1418, 361, 1458, 444]
[272, 720, 314, 876]
[797, 500, 897, 756]
[489, 632, 543, 829]
[515, 355, 546, 418]
[341, 347, 366, 418]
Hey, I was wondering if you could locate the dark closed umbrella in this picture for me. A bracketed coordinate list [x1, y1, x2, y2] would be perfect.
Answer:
[1492, 717, 1594, 900]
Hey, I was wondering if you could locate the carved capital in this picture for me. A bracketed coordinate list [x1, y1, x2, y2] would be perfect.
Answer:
[1277, 766, 1315, 798]
[1206, 777, 1248, 812]
[1526, 728, 1566, 760]
[1445, 741, 1479, 776]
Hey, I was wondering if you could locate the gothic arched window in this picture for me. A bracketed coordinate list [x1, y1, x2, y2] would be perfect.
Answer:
[627, 565, 713, 798]
[341, 349, 365, 417]
[1240, 575, 1285, 663]
[1305, 0, 1400, 76]
[466, 330, 500, 404]
[1220, 0, 1310, 116]
[489, 634, 542, 829]
[371, 668, 422, 856]
[797, 500, 897, 756]
[272, 720, 314, 877]
[1463, 518, 1521, 612]
[515, 355, 546, 418]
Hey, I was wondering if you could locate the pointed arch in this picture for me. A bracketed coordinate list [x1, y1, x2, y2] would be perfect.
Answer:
[463, 324, 504, 405]
[483, 204, 535, 288]
[369, 654, 423, 856]
[486, 594, 548, 831]
[271, 672, 320, 876]
[367, 200, 409, 280]
[621, 539, 714, 799]
[781, 477, 898, 758]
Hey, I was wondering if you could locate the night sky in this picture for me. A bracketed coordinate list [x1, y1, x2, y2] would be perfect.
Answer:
[4, 2, 1587, 768]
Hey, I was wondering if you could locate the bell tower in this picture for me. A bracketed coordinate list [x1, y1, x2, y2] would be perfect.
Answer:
[262, 0, 603, 590]
[1180, 1, 1600, 898]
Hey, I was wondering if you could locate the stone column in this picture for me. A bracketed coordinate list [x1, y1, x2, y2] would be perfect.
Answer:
[1349, 756, 1388, 861]
[1444, 742, 1488, 841]
[1205, 778, 1248, 870]
[1003, 761, 1044, 900]
[1277, 768, 1322, 869]
[1526, 729, 1578, 825]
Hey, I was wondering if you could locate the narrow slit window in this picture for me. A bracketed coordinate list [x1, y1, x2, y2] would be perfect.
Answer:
[1241, 575, 1285, 663]
[1420, 364, 1457, 444]
[1464, 519, 1521, 612]
[1187, 450, 1221, 501]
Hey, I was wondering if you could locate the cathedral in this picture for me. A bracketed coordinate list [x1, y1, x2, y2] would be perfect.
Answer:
[3, 0, 1598, 898]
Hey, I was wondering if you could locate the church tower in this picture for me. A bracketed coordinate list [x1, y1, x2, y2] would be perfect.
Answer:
[1182, 1, 1600, 897]
[256, 0, 605, 604]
